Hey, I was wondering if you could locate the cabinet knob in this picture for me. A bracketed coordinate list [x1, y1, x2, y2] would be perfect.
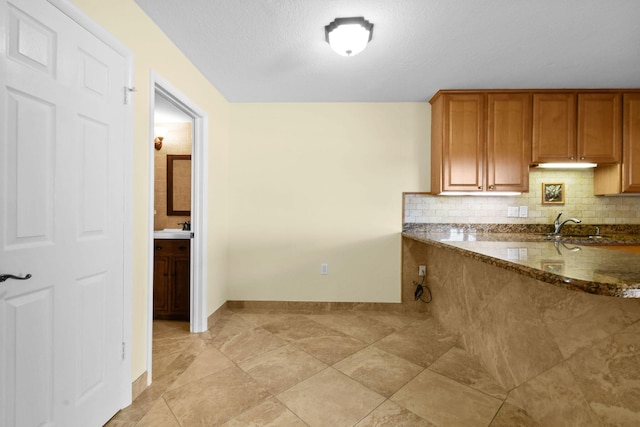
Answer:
[570, 156, 575, 160]
[155, 246, 162, 251]
[489, 185, 495, 190]
[580, 157, 585, 160]
[478, 186, 483, 190]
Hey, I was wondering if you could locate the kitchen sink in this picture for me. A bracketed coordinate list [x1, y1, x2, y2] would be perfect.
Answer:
[539, 233, 612, 242]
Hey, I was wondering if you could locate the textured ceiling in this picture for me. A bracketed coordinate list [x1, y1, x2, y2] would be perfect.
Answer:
[135, 0, 640, 103]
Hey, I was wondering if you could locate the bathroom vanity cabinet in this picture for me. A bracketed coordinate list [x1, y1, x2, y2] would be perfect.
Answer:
[153, 239, 190, 320]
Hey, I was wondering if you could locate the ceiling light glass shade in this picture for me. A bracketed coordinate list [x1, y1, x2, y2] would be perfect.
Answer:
[325, 17, 373, 57]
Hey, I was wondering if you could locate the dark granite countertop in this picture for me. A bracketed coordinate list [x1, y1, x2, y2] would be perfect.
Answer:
[402, 224, 640, 298]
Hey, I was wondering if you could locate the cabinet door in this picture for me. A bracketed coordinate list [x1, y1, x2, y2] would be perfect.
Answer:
[578, 93, 621, 163]
[623, 93, 640, 192]
[153, 255, 171, 317]
[171, 256, 191, 320]
[532, 93, 576, 162]
[487, 93, 532, 191]
[442, 93, 485, 191]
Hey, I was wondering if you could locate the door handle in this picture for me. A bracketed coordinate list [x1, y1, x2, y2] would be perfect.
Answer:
[0, 273, 32, 283]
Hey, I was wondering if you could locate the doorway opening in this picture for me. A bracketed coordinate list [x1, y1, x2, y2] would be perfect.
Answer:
[153, 93, 192, 322]
[147, 74, 208, 383]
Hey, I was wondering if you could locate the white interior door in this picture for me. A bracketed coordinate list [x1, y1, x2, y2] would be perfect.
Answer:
[0, 0, 128, 426]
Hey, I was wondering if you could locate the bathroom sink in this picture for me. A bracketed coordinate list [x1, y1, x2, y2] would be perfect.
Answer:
[154, 229, 192, 239]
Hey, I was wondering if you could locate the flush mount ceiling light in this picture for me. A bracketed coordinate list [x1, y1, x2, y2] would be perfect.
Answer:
[325, 17, 373, 57]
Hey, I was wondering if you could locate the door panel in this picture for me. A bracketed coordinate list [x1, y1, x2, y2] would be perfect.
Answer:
[77, 115, 109, 238]
[5, 88, 55, 247]
[75, 272, 107, 403]
[7, 4, 56, 76]
[78, 49, 110, 100]
[5, 288, 54, 427]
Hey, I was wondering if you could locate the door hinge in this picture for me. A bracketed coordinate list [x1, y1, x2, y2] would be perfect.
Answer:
[123, 86, 136, 105]
[122, 342, 126, 360]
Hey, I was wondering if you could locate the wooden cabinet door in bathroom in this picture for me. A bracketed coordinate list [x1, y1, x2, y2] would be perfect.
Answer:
[154, 239, 191, 321]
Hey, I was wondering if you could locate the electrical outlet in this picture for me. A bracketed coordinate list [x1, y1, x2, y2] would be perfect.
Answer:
[518, 248, 528, 260]
[320, 264, 328, 275]
[507, 206, 519, 217]
[519, 206, 528, 218]
[418, 265, 426, 276]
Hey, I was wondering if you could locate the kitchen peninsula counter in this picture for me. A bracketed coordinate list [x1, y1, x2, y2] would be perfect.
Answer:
[401, 225, 640, 423]
[403, 227, 640, 298]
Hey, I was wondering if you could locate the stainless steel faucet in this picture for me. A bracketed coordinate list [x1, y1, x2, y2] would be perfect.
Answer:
[553, 212, 582, 235]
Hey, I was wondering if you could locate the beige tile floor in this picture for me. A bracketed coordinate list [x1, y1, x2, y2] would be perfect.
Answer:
[105, 310, 517, 427]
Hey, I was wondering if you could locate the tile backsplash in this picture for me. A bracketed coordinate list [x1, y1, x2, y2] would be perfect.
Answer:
[405, 169, 640, 225]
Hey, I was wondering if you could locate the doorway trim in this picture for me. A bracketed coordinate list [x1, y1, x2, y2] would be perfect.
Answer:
[147, 73, 209, 382]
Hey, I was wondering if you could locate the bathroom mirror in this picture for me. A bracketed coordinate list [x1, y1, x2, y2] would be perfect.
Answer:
[167, 154, 191, 215]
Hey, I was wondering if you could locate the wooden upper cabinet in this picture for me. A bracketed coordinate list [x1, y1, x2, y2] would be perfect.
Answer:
[577, 93, 622, 163]
[624, 93, 640, 192]
[430, 92, 485, 192]
[533, 92, 622, 163]
[532, 93, 577, 162]
[441, 93, 485, 191]
[594, 93, 640, 194]
[487, 93, 532, 191]
[430, 91, 530, 193]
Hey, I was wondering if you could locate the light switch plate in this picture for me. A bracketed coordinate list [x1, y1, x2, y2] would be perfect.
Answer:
[519, 206, 528, 218]
[507, 207, 519, 217]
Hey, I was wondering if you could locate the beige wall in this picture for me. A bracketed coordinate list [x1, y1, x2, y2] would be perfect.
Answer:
[228, 103, 430, 302]
[154, 122, 192, 230]
[72, 0, 231, 380]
